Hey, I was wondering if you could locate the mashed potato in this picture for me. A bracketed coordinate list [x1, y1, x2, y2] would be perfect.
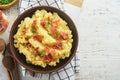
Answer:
[14, 10, 73, 68]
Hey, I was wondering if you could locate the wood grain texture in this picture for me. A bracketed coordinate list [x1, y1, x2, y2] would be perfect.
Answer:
[79, 0, 120, 80]
[0, 38, 11, 80]
[7, 43, 20, 80]
[65, 0, 83, 7]
[1, 0, 120, 80]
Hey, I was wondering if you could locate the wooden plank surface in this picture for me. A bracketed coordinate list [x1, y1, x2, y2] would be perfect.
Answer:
[65, 0, 83, 7]
[3, 0, 120, 80]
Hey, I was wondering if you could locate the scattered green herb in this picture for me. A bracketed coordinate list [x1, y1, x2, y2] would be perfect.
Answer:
[48, 16, 50, 20]
[56, 30, 60, 35]
[47, 21, 51, 27]
[26, 36, 31, 39]
[38, 50, 44, 57]
[31, 28, 36, 33]
[45, 21, 51, 28]
[48, 31, 51, 35]
[0, 0, 13, 5]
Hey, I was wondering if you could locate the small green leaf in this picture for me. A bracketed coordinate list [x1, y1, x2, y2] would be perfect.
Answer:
[47, 21, 51, 27]
[56, 30, 60, 35]
[38, 50, 44, 57]
[26, 36, 31, 39]
[48, 31, 51, 35]
[48, 21, 51, 25]
[31, 28, 36, 33]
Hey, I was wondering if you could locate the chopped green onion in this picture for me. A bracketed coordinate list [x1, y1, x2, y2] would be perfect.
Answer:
[38, 50, 44, 57]
[56, 30, 60, 35]
[47, 21, 51, 27]
[31, 28, 36, 33]
[48, 31, 51, 35]
[48, 21, 51, 25]
[26, 36, 31, 39]
[48, 16, 50, 20]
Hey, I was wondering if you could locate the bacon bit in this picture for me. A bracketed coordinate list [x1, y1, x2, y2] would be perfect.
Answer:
[50, 26, 58, 37]
[50, 49, 56, 54]
[35, 47, 39, 51]
[51, 19, 60, 27]
[49, 20, 60, 37]
[57, 32, 68, 40]
[33, 35, 43, 42]
[26, 43, 31, 48]
[40, 20, 46, 29]
[24, 41, 31, 51]
[32, 47, 39, 55]
[32, 20, 38, 30]
[42, 54, 52, 63]
[52, 41, 62, 50]
[54, 19, 60, 25]
[52, 58, 57, 61]
[26, 44, 31, 50]
[0, 10, 3, 19]
[22, 28, 27, 34]
[43, 46, 57, 62]
[51, 19, 60, 25]
[45, 46, 50, 53]
[45, 46, 56, 55]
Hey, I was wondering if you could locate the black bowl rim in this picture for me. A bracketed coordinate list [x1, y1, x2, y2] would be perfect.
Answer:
[9, 6, 79, 73]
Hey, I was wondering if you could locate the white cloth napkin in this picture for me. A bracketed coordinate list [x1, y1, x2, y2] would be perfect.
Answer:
[19, 0, 80, 80]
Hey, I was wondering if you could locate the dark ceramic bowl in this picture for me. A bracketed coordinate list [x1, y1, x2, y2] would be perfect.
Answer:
[9, 6, 78, 73]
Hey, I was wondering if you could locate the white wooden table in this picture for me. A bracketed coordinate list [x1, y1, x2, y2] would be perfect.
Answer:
[79, 0, 120, 80]
[1, 0, 120, 80]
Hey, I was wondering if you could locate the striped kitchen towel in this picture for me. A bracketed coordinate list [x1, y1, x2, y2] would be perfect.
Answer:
[19, 0, 80, 80]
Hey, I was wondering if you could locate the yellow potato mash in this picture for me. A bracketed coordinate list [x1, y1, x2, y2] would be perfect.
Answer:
[14, 10, 73, 68]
